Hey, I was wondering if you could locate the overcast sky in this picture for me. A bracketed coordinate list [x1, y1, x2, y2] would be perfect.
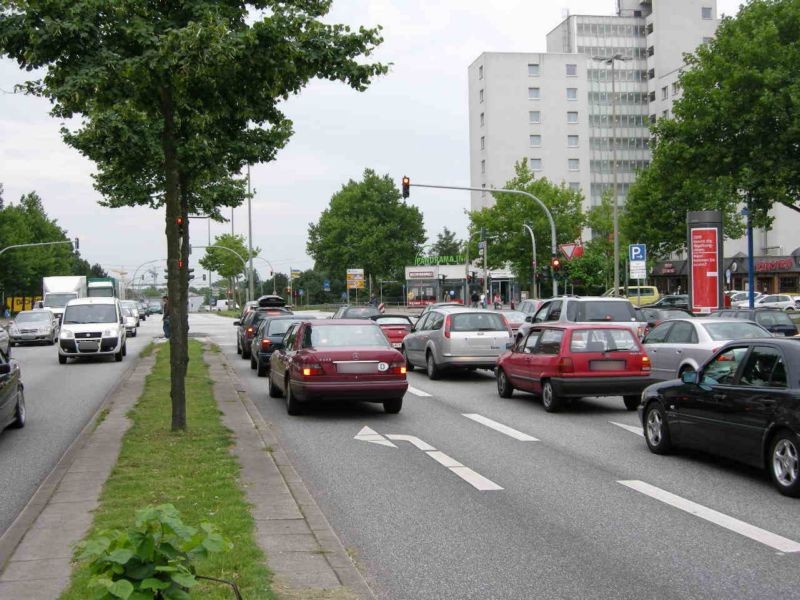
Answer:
[0, 0, 743, 283]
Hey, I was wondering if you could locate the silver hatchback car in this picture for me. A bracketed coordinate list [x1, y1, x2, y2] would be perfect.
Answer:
[401, 307, 512, 379]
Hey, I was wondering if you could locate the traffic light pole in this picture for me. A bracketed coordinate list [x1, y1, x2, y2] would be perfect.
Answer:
[407, 182, 558, 296]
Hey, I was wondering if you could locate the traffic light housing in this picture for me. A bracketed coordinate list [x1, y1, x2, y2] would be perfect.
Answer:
[74, 237, 79, 250]
[176, 216, 185, 236]
[188, 268, 195, 281]
[551, 255, 561, 272]
[401, 176, 410, 199]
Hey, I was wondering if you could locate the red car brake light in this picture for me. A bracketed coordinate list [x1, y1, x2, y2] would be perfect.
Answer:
[390, 362, 407, 375]
[246, 326, 255, 336]
[443, 315, 452, 338]
[302, 363, 323, 377]
[558, 357, 574, 374]
[260, 339, 272, 351]
[641, 355, 651, 371]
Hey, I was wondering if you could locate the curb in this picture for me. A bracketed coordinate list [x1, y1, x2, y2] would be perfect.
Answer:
[0, 348, 142, 575]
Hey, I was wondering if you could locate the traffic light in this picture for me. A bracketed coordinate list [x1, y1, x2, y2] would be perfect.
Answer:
[541, 265, 551, 279]
[188, 268, 195, 281]
[177, 259, 184, 269]
[401, 176, 410, 199]
[176, 216, 185, 236]
[202, 274, 207, 281]
[551, 255, 561, 272]
[74, 237, 79, 250]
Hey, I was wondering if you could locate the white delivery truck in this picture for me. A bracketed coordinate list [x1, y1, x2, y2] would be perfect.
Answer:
[41, 276, 88, 321]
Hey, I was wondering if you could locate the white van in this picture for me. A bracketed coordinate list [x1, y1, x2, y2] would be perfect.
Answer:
[58, 297, 127, 364]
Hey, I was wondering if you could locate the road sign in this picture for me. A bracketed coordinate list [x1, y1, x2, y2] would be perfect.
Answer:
[629, 244, 647, 262]
[323, 279, 331, 292]
[291, 269, 302, 279]
[629, 262, 647, 280]
[559, 243, 577, 259]
[346, 268, 365, 290]
[477, 241, 486, 250]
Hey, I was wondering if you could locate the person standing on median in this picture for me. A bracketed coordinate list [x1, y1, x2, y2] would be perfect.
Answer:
[162, 295, 170, 339]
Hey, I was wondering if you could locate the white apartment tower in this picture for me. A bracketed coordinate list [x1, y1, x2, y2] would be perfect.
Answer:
[468, 0, 719, 213]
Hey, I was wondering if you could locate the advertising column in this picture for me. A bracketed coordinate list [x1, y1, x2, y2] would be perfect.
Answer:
[687, 211, 723, 314]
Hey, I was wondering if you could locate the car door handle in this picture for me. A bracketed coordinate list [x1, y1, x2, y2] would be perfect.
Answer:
[675, 350, 682, 354]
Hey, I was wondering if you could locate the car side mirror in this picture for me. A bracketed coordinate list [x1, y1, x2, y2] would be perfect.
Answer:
[0, 363, 10, 376]
[506, 342, 514, 349]
[524, 315, 533, 323]
[681, 370, 698, 384]
[233, 321, 240, 326]
[273, 341, 285, 351]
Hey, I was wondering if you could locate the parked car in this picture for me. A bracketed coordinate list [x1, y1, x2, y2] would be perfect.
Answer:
[639, 338, 800, 496]
[136, 300, 148, 321]
[498, 310, 528, 337]
[402, 307, 512, 379]
[58, 297, 127, 364]
[8, 309, 59, 345]
[417, 302, 464, 319]
[0, 327, 9, 357]
[637, 307, 693, 335]
[268, 319, 408, 415]
[331, 305, 382, 319]
[735, 293, 795, 310]
[235, 307, 293, 359]
[642, 294, 689, 310]
[147, 300, 163, 315]
[709, 307, 799, 337]
[0, 350, 25, 433]
[496, 324, 652, 412]
[249, 315, 299, 377]
[520, 296, 646, 342]
[642, 317, 771, 381]
[120, 300, 141, 327]
[517, 298, 545, 318]
[369, 314, 414, 349]
[602, 286, 660, 306]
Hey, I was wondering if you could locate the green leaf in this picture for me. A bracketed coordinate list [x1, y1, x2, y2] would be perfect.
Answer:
[108, 579, 134, 599]
[169, 572, 196, 588]
[107, 548, 135, 564]
[140, 577, 171, 591]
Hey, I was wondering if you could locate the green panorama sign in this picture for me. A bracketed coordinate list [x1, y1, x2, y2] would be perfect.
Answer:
[414, 255, 466, 266]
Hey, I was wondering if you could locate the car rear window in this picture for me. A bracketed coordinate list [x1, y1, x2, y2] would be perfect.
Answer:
[304, 324, 389, 348]
[756, 311, 795, 327]
[373, 317, 411, 326]
[702, 321, 770, 341]
[450, 312, 507, 332]
[344, 307, 381, 318]
[267, 319, 295, 336]
[567, 301, 637, 322]
[570, 328, 638, 352]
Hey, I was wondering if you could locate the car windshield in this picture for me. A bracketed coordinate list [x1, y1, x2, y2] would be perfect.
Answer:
[304, 324, 389, 348]
[63, 304, 118, 324]
[267, 319, 295, 336]
[500, 311, 527, 322]
[43, 293, 78, 308]
[344, 307, 381, 318]
[15, 311, 50, 323]
[757, 311, 794, 327]
[570, 328, 638, 352]
[450, 312, 507, 332]
[702, 321, 769, 341]
[373, 317, 411, 326]
[568, 301, 637, 322]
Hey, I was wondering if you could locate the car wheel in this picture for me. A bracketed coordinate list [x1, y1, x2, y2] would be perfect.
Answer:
[541, 380, 561, 413]
[58, 354, 67, 365]
[10, 387, 25, 429]
[768, 430, 800, 497]
[115, 347, 123, 362]
[285, 379, 302, 415]
[383, 397, 403, 414]
[623, 395, 640, 411]
[131, 330, 137, 337]
[9, 342, 14, 348]
[268, 372, 283, 398]
[242, 344, 250, 359]
[496, 368, 513, 398]
[644, 402, 672, 454]
[402, 347, 414, 372]
[250, 354, 257, 370]
[122, 343, 127, 357]
[236, 337, 242, 355]
[426, 351, 440, 380]
[257, 360, 268, 378]
[50, 334, 56, 345]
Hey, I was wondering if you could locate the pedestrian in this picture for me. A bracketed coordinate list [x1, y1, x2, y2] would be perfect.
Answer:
[479, 292, 486, 309]
[493, 293, 501, 310]
[368, 293, 378, 307]
[470, 290, 479, 308]
[162, 295, 170, 339]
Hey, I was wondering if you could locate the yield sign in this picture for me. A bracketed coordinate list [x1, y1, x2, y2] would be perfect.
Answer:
[559, 243, 577, 259]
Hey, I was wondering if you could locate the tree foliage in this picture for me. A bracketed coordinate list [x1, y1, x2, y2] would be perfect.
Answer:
[429, 227, 462, 257]
[307, 169, 426, 283]
[198, 234, 257, 282]
[624, 0, 800, 257]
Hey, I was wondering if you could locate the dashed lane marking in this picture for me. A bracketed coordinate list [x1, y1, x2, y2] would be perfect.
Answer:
[463, 413, 539, 441]
[407, 386, 432, 397]
[609, 421, 644, 437]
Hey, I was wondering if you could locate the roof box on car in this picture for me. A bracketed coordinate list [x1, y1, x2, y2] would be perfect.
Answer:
[257, 294, 287, 308]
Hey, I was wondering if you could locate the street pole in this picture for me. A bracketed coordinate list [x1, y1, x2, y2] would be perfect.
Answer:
[744, 206, 755, 308]
[522, 224, 537, 299]
[611, 58, 620, 297]
[247, 165, 254, 303]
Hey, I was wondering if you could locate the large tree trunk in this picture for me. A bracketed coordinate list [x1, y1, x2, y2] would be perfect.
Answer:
[160, 85, 187, 431]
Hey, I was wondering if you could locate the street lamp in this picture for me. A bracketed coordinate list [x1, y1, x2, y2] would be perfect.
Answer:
[522, 223, 537, 300]
[593, 53, 632, 297]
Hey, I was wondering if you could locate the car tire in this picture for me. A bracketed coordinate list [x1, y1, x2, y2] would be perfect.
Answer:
[250, 355, 257, 370]
[242, 344, 250, 360]
[285, 379, 302, 415]
[9, 342, 14, 348]
[236, 338, 242, 355]
[541, 380, 561, 413]
[122, 343, 127, 357]
[257, 360, 268, 378]
[768, 430, 800, 497]
[58, 354, 67, 365]
[10, 387, 25, 429]
[496, 368, 513, 398]
[268, 372, 283, 398]
[383, 397, 403, 414]
[644, 402, 672, 455]
[426, 351, 441, 380]
[402, 347, 414, 372]
[623, 395, 640, 411]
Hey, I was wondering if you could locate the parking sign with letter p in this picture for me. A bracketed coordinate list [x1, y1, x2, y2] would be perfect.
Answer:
[629, 244, 646, 262]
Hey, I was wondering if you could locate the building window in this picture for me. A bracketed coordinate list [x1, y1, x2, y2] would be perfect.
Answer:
[481, 159, 486, 174]
[528, 63, 540, 77]
[648, 91, 656, 102]
[568, 135, 579, 147]
[480, 112, 484, 126]
[567, 87, 578, 100]
[480, 136, 485, 150]
[662, 109, 669, 119]
[702, 6, 712, 19]
[569, 182, 581, 191]
[567, 111, 578, 123]
[481, 183, 486, 198]
[647, 46, 654, 57]
[479, 89, 484, 103]
[568, 158, 580, 171]
[566, 63, 577, 76]
[528, 87, 540, 100]
[529, 134, 541, 147]
[529, 110, 541, 123]
[661, 86, 668, 100]
[648, 68, 655, 80]
[649, 114, 657, 124]
[529, 158, 542, 171]
[671, 82, 679, 95]
[646, 23, 654, 35]
[478, 65, 483, 79]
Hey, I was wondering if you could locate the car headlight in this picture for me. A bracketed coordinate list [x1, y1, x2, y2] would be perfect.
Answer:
[9, 326, 18, 334]
[61, 330, 75, 339]
[103, 329, 116, 337]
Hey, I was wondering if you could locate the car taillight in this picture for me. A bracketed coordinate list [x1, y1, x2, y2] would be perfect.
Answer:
[260, 339, 272, 351]
[557, 357, 574, 374]
[641, 355, 651, 371]
[500, 314, 512, 336]
[390, 362, 407, 375]
[302, 363, 323, 377]
[246, 326, 255, 335]
[443, 315, 452, 338]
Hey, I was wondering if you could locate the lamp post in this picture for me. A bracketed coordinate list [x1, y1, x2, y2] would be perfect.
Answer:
[522, 223, 537, 299]
[251, 257, 276, 295]
[593, 53, 631, 297]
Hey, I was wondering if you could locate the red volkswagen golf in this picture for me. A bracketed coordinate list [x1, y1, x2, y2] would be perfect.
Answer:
[495, 323, 652, 412]
[268, 319, 408, 415]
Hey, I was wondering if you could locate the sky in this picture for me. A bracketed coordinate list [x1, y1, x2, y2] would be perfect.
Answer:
[0, 0, 743, 285]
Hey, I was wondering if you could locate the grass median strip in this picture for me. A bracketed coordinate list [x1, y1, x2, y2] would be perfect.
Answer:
[59, 340, 273, 600]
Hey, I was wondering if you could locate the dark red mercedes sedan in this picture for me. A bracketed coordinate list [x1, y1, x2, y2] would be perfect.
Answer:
[268, 319, 408, 415]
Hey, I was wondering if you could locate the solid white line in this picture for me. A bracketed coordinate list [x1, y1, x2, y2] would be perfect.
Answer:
[450, 466, 504, 491]
[426, 451, 463, 468]
[463, 413, 539, 441]
[609, 421, 644, 437]
[407, 386, 432, 397]
[619, 480, 800, 553]
[386, 434, 436, 451]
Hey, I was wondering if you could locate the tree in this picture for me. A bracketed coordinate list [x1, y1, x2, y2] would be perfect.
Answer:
[468, 160, 585, 291]
[198, 234, 257, 307]
[307, 169, 426, 284]
[1, 1, 387, 430]
[429, 227, 462, 257]
[624, 0, 800, 255]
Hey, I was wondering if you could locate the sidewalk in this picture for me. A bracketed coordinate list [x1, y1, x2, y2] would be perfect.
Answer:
[0, 343, 374, 599]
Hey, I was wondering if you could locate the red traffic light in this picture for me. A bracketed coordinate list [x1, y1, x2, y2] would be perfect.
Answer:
[178, 259, 184, 269]
[551, 256, 561, 270]
[401, 176, 410, 199]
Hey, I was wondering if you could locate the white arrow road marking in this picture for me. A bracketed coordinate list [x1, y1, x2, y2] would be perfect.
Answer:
[354, 426, 397, 448]
[463, 413, 539, 441]
[619, 480, 800, 553]
[407, 386, 432, 397]
[609, 421, 644, 437]
[386, 434, 435, 451]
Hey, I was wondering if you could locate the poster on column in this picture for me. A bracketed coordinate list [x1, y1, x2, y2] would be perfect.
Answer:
[690, 227, 719, 314]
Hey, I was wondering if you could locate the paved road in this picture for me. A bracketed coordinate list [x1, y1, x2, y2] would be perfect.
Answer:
[147, 314, 800, 598]
[0, 317, 161, 535]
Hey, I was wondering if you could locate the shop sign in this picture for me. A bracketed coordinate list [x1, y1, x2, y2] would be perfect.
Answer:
[414, 255, 465, 266]
[408, 270, 435, 279]
[755, 258, 793, 272]
[660, 262, 676, 275]
[690, 228, 719, 313]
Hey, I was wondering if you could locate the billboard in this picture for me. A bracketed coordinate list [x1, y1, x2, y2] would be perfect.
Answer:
[690, 227, 719, 313]
[346, 268, 365, 290]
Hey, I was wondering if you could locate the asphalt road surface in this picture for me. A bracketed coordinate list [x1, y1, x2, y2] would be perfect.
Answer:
[0, 317, 160, 535]
[192, 312, 800, 600]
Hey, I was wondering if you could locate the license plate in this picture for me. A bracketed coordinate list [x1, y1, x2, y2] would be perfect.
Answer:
[590, 360, 625, 371]
[392, 343, 402, 348]
[78, 341, 99, 351]
[336, 362, 378, 374]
